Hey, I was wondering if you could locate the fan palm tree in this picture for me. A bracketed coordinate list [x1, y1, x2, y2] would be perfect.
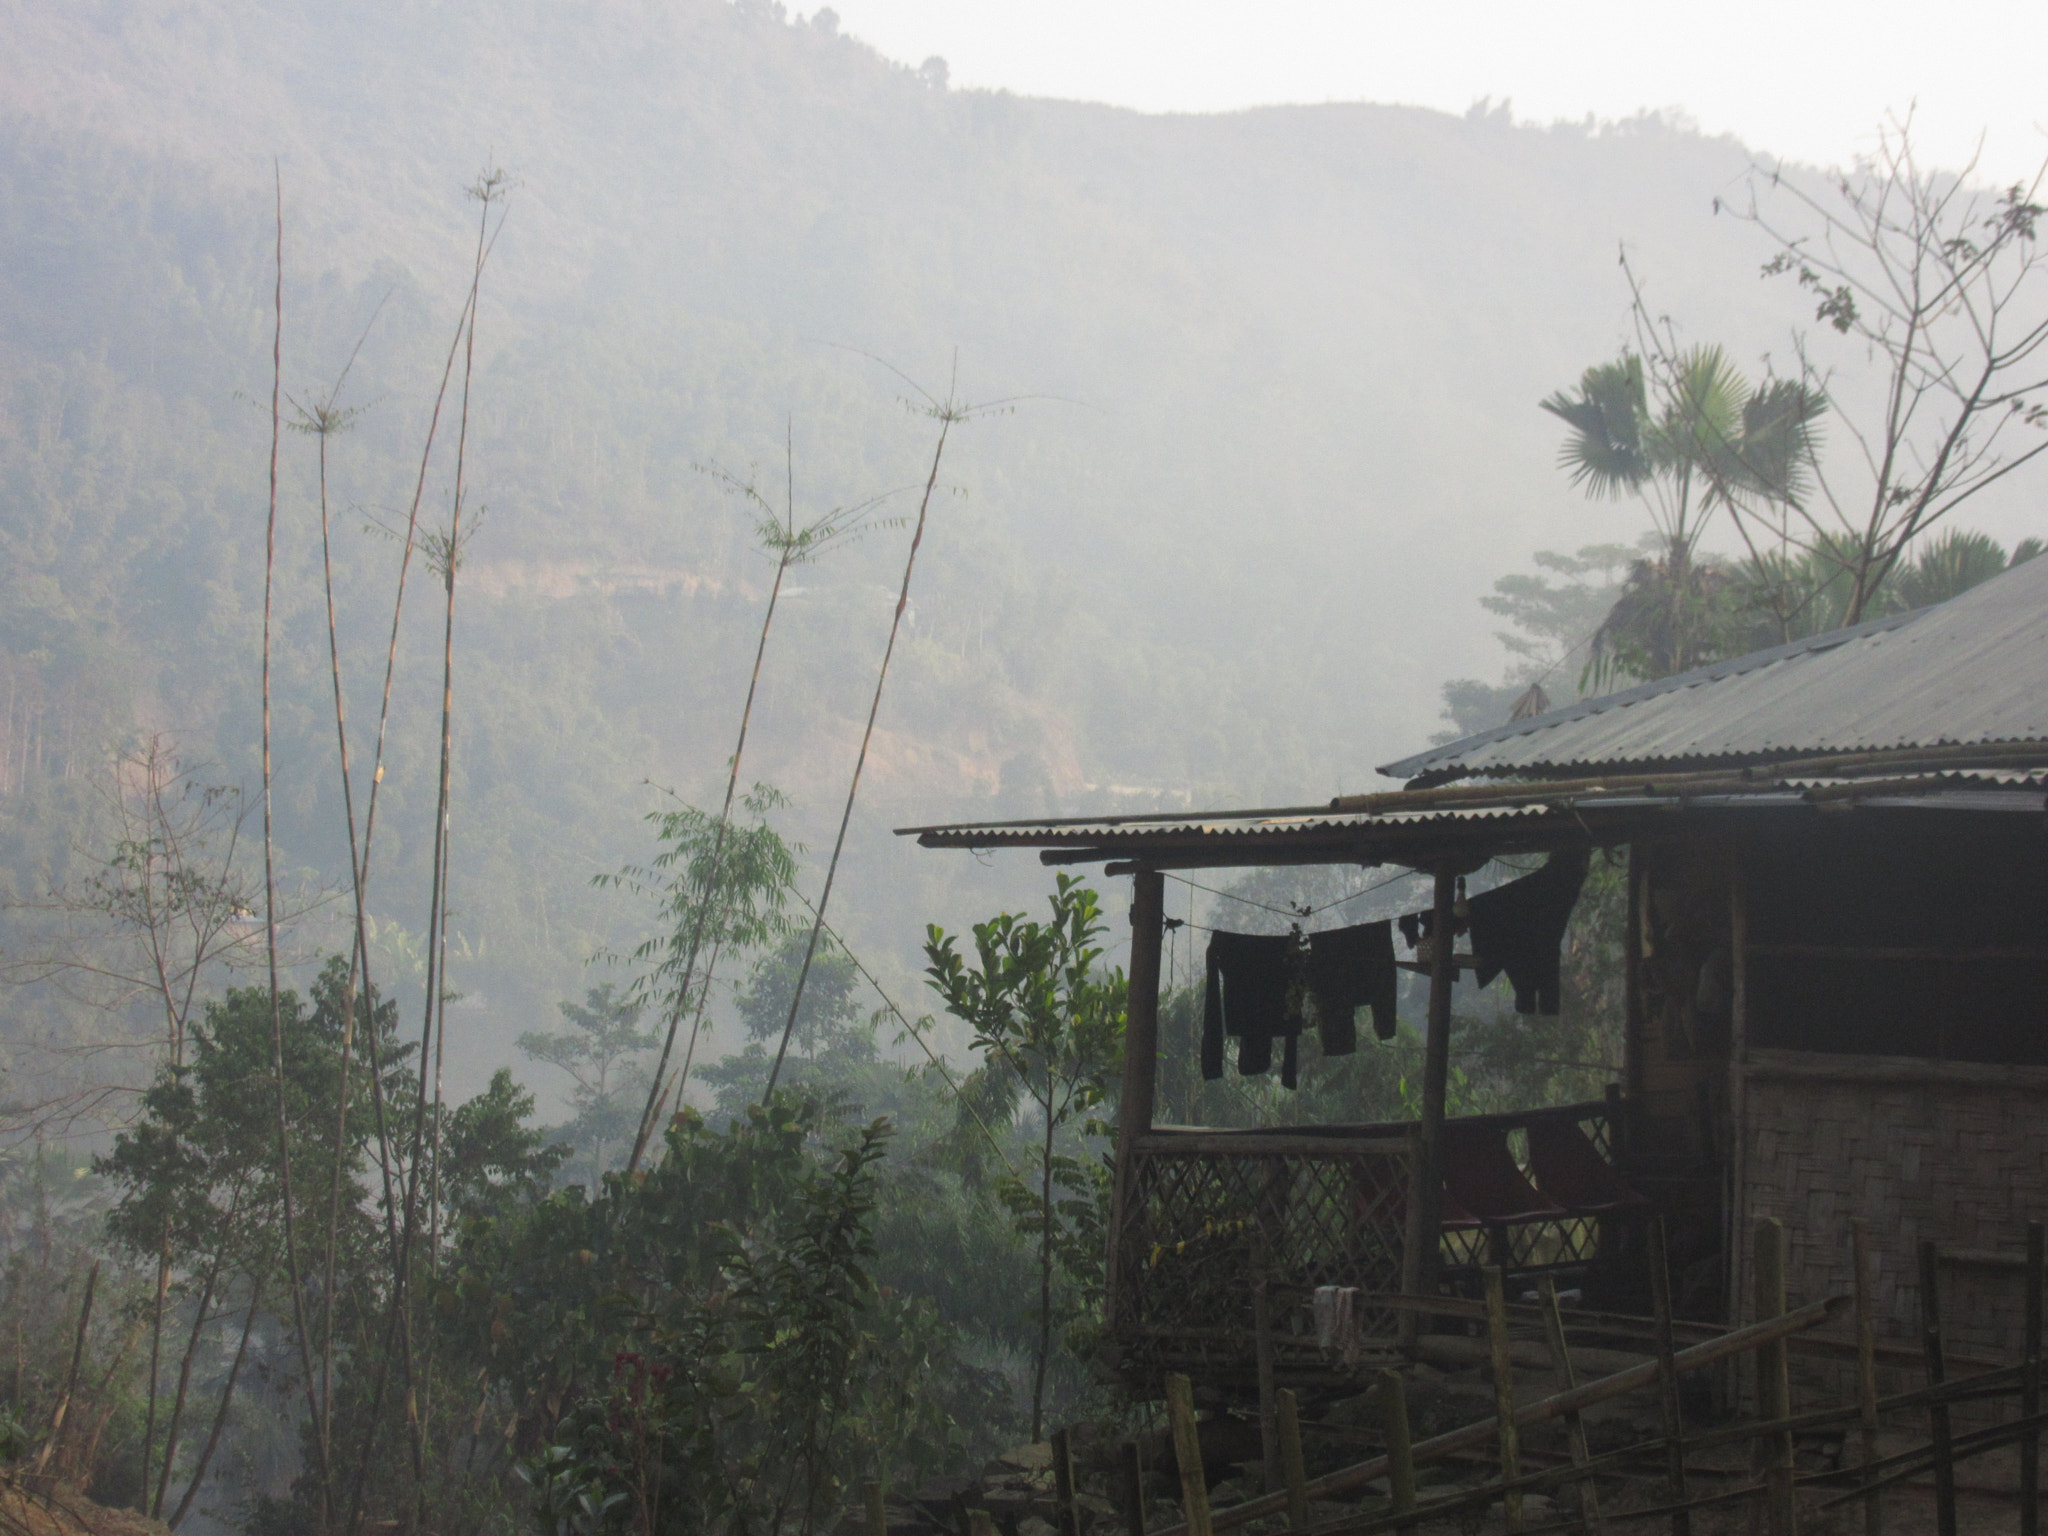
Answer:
[1542, 347, 1825, 682]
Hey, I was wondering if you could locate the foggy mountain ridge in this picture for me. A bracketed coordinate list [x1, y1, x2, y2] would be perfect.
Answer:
[0, 0, 1902, 1101]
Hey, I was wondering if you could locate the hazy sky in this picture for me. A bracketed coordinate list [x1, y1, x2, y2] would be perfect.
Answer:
[822, 0, 2048, 186]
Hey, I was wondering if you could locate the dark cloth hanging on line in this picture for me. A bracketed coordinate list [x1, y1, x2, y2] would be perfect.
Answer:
[1398, 851, 1589, 1015]
[1202, 930, 1300, 1087]
[1306, 920, 1399, 1048]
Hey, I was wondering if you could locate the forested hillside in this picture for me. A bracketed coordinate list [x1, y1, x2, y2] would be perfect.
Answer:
[0, 0, 1903, 1104]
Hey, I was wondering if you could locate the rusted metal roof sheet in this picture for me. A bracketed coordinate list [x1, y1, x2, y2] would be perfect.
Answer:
[1379, 554, 2048, 784]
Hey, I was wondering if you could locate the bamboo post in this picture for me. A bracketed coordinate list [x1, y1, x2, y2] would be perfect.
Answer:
[1485, 1266, 1525, 1533]
[972, 1511, 998, 1536]
[865, 1480, 888, 1536]
[1377, 1368, 1418, 1531]
[1054, 1427, 1081, 1536]
[1251, 1229, 1280, 1493]
[1276, 1390, 1310, 1530]
[1108, 868, 1166, 1334]
[1754, 1218, 1796, 1536]
[1538, 1275, 1604, 1535]
[1401, 866, 1460, 1327]
[1648, 1217, 1691, 1536]
[1121, 1441, 1149, 1536]
[1918, 1240, 1957, 1536]
[1851, 1218, 1882, 1536]
[1166, 1373, 1215, 1536]
[2023, 1222, 2042, 1536]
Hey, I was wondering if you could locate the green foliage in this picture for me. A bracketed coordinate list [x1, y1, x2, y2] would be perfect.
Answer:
[499, 1095, 1000, 1536]
[520, 984, 659, 1186]
[924, 874, 1125, 1438]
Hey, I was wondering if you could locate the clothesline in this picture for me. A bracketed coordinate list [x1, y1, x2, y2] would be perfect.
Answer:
[1166, 864, 1423, 922]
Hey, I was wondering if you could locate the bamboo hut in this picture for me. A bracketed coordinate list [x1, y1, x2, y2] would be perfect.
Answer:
[901, 553, 2048, 1392]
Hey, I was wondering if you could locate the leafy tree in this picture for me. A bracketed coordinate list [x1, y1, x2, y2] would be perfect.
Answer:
[519, 984, 658, 1186]
[923, 874, 1125, 1439]
[599, 786, 800, 1169]
[1727, 115, 2048, 624]
[487, 1095, 998, 1536]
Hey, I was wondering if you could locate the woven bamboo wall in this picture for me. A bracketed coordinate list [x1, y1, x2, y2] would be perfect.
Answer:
[1739, 1056, 2048, 1366]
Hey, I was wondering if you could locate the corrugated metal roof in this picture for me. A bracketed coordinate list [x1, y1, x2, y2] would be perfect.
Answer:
[1380, 553, 2048, 783]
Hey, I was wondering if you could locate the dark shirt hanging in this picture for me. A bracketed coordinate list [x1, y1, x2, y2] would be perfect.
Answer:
[1202, 930, 1300, 1087]
[1467, 851, 1589, 1014]
[1305, 921, 1399, 1048]
[1398, 851, 1589, 1014]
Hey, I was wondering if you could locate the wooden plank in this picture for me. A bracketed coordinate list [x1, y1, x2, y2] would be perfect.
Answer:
[1745, 943, 2048, 962]
[1166, 1373, 1214, 1536]
[1744, 1050, 2048, 1091]
[1918, 1241, 1957, 1536]
[1133, 1134, 1416, 1158]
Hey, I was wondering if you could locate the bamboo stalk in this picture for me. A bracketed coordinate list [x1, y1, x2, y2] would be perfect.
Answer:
[1166, 1373, 1215, 1536]
[1277, 1391, 1310, 1531]
[33, 1260, 97, 1477]
[765, 374, 979, 1099]
[1147, 1296, 1849, 1536]
[254, 167, 327, 1521]
[1253, 1231, 1280, 1493]
[1486, 1267, 1525, 1533]
[1055, 1427, 1081, 1536]
[1538, 1276, 1602, 1535]
[1753, 1219, 1795, 1536]
[1851, 1218, 1881, 1536]
[2023, 1222, 2042, 1536]
[1648, 1219, 1690, 1536]
[1122, 1441, 1149, 1536]
[169, 1272, 263, 1529]
[1378, 1369, 1417, 1533]
[1918, 1240, 1957, 1536]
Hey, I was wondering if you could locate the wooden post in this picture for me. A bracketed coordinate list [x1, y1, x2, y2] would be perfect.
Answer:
[1538, 1275, 1603, 1536]
[1401, 865, 1459, 1318]
[1276, 1390, 1310, 1531]
[1377, 1368, 1418, 1531]
[865, 1480, 888, 1536]
[1485, 1266, 1524, 1533]
[1754, 1218, 1796, 1536]
[971, 1511, 998, 1536]
[1918, 1240, 1957, 1536]
[1165, 1373, 1214, 1536]
[1120, 1441, 1149, 1536]
[2023, 1222, 2043, 1536]
[1054, 1427, 1081, 1536]
[1850, 1218, 1882, 1536]
[1648, 1218, 1691, 1536]
[1108, 868, 1166, 1332]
